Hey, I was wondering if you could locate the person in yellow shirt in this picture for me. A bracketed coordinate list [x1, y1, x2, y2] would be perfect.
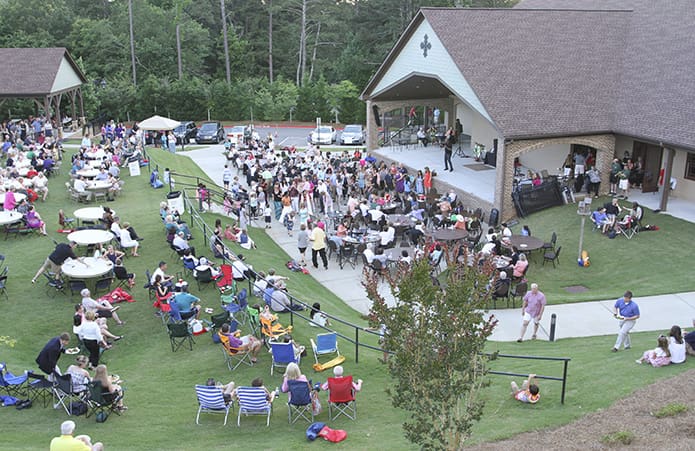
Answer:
[50, 420, 104, 451]
[310, 222, 328, 270]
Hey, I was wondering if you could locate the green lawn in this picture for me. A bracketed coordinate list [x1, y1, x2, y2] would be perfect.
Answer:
[0, 147, 691, 449]
[503, 200, 692, 303]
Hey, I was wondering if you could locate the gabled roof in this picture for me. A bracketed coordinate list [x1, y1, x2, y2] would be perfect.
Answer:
[0, 48, 87, 98]
[363, 1, 695, 151]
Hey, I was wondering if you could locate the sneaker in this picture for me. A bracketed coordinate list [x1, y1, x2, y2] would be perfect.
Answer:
[611, 348, 618, 352]
[516, 339, 523, 343]
[635, 359, 642, 364]
[624, 346, 630, 350]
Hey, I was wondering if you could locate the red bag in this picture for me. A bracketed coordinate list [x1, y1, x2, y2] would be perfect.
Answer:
[318, 426, 347, 443]
[99, 287, 135, 304]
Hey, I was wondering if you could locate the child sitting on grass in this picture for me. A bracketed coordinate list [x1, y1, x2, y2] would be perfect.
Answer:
[636, 335, 671, 367]
[511, 373, 540, 404]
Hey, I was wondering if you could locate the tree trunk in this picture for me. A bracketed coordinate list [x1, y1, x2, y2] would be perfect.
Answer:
[296, 0, 307, 86]
[176, 24, 183, 79]
[268, 0, 274, 84]
[308, 21, 320, 82]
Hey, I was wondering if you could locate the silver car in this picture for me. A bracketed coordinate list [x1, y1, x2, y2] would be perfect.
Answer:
[309, 126, 337, 145]
[340, 124, 365, 145]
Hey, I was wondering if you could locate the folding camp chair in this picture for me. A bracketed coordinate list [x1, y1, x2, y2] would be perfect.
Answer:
[210, 311, 231, 334]
[0, 361, 28, 397]
[236, 386, 272, 426]
[247, 305, 260, 337]
[43, 272, 66, 296]
[310, 332, 340, 364]
[260, 313, 293, 347]
[194, 267, 215, 291]
[195, 384, 233, 425]
[52, 373, 82, 415]
[224, 288, 249, 326]
[85, 380, 123, 419]
[216, 264, 234, 293]
[218, 324, 253, 371]
[327, 376, 357, 420]
[286, 379, 314, 424]
[167, 319, 194, 352]
[270, 341, 300, 376]
[27, 371, 53, 407]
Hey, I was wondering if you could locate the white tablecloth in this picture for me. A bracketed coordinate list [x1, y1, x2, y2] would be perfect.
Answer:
[74, 207, 115, 221]
[0, 211, 23, 226]
[67, 229, 115, 246]
[62, 257, 113, 279]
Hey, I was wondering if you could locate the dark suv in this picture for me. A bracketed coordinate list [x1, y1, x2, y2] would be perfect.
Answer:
[173, 121, 197, 144]
[195, 121, 225, 144]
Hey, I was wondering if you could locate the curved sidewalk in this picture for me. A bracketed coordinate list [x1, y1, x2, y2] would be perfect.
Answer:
[184, 147, 695, 342]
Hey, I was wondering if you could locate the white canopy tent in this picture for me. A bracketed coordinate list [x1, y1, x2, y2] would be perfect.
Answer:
[137, 115, 180, 131]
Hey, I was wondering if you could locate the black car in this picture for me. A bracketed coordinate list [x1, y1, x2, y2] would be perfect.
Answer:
[173, 121, 197, 144]
[195, 121, 225, 144]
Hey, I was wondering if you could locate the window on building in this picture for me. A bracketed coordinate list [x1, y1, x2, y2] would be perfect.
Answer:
[686, 153, 695, 181]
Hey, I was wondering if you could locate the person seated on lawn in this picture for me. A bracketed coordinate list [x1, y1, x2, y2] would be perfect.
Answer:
[173, 231, 195, 255]
[219, 322, 261, 363]
[668, 325, 686, 364]
[81, 289, 125, 326]
[266, 268, 289, 288]
[309, 302, 330, 327]
[93, 364, 127, 412]
[635, 335, 671, 367]
[614, 214, 633, 234]
[113, 258, 136, 289]
[685, 319, 695, 357]
[513, 253, 529, 279]
[231, 254, 252, 281]
[591, 207, 612, 233]
[151, 261, 174, 286]
[511, 373, 540, 404]
[490, 271, 511, 296]
[102, 245, 124, 265]
[270, 281, 304, 312]
[321, 365, 363, 392]
[171, 291, 201, 320]
[281, 362, 309, 401]
[119, 222, 140, 257]
[193, 256, 220, 278]
[206, 377, 236, 403]
[153, 274, 172, 302]
[66, 355, 92, 394]
[50, 420, 104, 451]
[604, 198, 622, 227]
[234, 377, 277, 403]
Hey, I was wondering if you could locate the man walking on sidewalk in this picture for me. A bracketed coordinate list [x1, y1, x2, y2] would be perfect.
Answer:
[517, 283, 546, 342]
[612, 290, 640, 352]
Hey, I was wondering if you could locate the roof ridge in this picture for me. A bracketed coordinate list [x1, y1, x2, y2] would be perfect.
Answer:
[421, 7, 633, 12]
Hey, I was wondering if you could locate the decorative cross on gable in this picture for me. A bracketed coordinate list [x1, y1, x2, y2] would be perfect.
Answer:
[420, 34, 432, 58]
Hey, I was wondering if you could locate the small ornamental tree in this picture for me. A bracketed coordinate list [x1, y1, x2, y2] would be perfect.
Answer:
[365, 247, 498, 451]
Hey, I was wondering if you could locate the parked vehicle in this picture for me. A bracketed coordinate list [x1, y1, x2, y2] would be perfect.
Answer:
[173, 121, 197, 144]
[308, 126, 337, 145]
[340, 124, 365, 145]
[226, 125, 246, 147]
[195, 121, 225, 144]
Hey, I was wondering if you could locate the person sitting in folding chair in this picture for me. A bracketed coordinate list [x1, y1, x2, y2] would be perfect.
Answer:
[320, 365, 362, 392]
[614, 214, 633, 236]
[171, 291, 201, 320]
[220, 323, 262, 363]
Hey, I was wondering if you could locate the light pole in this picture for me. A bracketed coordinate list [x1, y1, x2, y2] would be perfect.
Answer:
[220, 0, 231, 85]
[109, 0, 136, 86]
[577, 199, 591, 266]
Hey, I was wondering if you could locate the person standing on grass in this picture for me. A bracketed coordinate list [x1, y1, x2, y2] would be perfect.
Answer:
[612, 290, 640, 352]
[517, 283, 546, 342]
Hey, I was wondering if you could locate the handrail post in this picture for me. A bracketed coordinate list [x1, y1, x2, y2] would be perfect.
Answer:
[561, 359, 568, 404]
[355, 328, 359, 364]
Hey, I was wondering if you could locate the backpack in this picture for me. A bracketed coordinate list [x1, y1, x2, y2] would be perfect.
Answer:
[70, 401, 88, 416]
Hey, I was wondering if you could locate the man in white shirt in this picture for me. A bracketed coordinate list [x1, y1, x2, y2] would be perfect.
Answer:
[151, 261, 174, 286]
[379, 224, 395, 247]
[73, 176, 91, 201]
[172, 232, 194, 255]
[232, 255, 251, 281]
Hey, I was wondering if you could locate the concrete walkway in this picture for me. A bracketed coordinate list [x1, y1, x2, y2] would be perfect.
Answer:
[182, 146, 695, 342]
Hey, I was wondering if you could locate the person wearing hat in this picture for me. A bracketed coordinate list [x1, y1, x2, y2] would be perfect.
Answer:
[193, 256, 219, 278]
[270, 281, 304, 313]
[612, 291, 640, 352]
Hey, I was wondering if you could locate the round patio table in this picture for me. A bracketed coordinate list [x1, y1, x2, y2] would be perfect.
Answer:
[429, 228, 468, 242]
[76, 168, 99, 179]
[384, 247, 414, 262]
[84, 149, 106, 160]
[508, 235, 544, 252]
[86, 180, 112, 191]
[67, 229, 115, 246]
[0, 211, 23, 226]
[0, 193, 27, 205]
[386, 214, 415, 226]
[62, 257, 113, 280]
[74, 207, 114, 222]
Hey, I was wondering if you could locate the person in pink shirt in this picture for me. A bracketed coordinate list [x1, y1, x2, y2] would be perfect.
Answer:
[517, 283, 546, 342]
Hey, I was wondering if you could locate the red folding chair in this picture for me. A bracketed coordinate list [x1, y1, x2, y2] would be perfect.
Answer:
[217, 264, 234, 293]
[327, 376, 357, 420]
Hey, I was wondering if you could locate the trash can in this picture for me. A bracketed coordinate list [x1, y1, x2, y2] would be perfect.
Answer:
[167, 190, 184, 216]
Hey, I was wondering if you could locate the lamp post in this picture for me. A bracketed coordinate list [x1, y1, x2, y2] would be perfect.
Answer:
[109, 0, 136, 86]
[577, 199, 591, 265]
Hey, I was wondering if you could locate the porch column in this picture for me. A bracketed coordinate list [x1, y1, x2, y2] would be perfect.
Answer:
[366, 99, 379, 151]
[659, 146, 675, 211]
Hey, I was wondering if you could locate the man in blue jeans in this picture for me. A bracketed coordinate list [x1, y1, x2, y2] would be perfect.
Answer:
[612, 291, 640, 352]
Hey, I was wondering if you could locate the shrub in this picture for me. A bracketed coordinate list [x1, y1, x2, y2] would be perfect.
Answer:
[601, 430, 635, 446]
[653, 403, 688, 418]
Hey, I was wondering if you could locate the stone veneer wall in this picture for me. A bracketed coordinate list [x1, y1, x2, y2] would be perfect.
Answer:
[498, 134, 616, 221]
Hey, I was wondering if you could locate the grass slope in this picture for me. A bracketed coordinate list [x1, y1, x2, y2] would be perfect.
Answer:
[0, 147, 690, 449]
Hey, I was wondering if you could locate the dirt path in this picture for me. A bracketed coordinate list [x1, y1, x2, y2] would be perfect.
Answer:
[470, 369, 695, 450]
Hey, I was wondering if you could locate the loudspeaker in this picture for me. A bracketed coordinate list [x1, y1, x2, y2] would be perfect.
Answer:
[372, 105, 381, 127]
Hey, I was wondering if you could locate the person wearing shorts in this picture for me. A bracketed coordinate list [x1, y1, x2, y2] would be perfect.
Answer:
[32, 241, 78, 283]
[517, 283, 546, 342]
[297, 224, 309, 266]
[511, 373, 540, 404]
